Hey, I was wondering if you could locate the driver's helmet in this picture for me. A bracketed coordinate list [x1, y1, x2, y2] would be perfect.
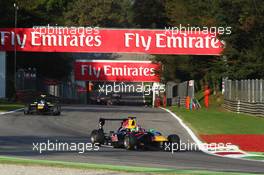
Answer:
[39, 94, 47, 104]
[40, 94, 46, 98]
[122, 118, 137, 129]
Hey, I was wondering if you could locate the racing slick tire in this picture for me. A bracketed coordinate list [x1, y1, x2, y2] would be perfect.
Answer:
[112, 142, 121, 148]
[52, 105, 61, 116]
[24, 105, 30, 115]
[90, 129, 105, 145]
[166, 134, 180, 152]
[124, 134, 137, 150]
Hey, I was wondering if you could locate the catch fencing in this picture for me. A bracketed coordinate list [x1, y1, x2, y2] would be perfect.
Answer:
[223, 79, 264, 117]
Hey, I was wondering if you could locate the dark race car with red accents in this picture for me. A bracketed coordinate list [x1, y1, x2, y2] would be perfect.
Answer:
[90, 117, 180, 151]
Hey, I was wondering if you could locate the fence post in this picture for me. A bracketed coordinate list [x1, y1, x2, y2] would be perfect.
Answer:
[244, 79, 247, 102]
[256, 79, 259, 102]
[260, 79, 263, 103]
[223, 79, 226, 99]
[252, 79, 255, 102]
[243, 80, 245, 101]
[248, 79, 251, 102]
[237, 100, 240, 114]
[229, 80, 232, 100]
[235, 80, 238, 101]
[241, 80, 243, 101]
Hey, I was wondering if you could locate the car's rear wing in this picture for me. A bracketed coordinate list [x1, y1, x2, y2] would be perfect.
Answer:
[99, 117, 136, 128]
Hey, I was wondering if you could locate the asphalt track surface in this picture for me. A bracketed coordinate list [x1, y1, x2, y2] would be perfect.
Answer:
[0, 105, 263, 174]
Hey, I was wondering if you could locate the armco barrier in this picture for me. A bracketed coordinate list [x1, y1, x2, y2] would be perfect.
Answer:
[223, 99, 264, 117]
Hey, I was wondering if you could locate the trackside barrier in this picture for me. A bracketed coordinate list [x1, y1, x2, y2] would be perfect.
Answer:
[224, 79, 264, 102]
[223, 79, 264, 117]
[223, 99, 264, 117]
[16, 90, 80, 104]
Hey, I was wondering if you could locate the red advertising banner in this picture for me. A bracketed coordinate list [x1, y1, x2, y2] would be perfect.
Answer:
[74, 60, 161, 82]
[0, 28, 223, 55]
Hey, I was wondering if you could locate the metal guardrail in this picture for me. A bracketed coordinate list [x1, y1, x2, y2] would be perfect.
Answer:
[223, 99, 264, 117]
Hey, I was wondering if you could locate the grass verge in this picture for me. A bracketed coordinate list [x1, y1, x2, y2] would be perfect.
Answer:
[169, 107, 264, 135]
[244, 156, 264, 161]
[0, 156, 260, 175]
[0, 104, 24, 112]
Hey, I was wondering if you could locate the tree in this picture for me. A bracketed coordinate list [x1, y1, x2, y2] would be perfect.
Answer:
[64, 0, 133, 27]
[132, 0, 168, 28]
[217, 0, 264, 79]
[0, 1, 15, 27]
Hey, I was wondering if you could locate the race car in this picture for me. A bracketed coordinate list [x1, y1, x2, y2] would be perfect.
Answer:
[90, 117, 180, 151]
[24, 95, 61, 115]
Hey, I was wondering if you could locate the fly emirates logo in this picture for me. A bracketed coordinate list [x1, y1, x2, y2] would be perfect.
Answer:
[81, 64, 156, 78]
[125, 32, 223, 51]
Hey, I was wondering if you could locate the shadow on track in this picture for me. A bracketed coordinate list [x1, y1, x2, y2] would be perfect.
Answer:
[0, 136, 199, 157]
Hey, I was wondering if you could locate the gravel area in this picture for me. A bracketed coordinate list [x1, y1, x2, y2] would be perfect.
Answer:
[0, 164, 151, 175]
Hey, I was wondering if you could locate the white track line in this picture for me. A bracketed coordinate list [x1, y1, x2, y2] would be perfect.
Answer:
[160, 107, 264, 162]
[0, 108, 24, 115]
[160, 107, 203, 149]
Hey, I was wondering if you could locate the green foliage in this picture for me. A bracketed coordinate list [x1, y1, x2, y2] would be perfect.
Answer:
[132, 0, 167, 28]
[157, 0, 264, 93]
[64, 0, 133, 27]
[8, 0, 72, 27]
[0, 1, 15, 27]
[155, 55, 192, 82]
[213, 0, 264, 79]
[0, 104, 24, 112]
[0, 0, 263, 91]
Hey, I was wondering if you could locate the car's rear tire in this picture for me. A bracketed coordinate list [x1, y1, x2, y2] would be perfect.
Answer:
[90, 129, 105, 145]
[124, 134, 137, 150]
[112, 142, 120, 148]
[166, 134, 180, 152]
[52, 105, 61, 116]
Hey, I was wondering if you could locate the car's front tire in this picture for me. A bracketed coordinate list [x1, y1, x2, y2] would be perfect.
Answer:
[166, 134, 180, 152]
[24, 105, 30, 115]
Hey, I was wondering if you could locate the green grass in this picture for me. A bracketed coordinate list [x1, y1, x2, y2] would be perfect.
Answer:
[244, 156, 264, 161]
[169, 106, 264, 135]
[195, 91, 224, 108]
[0, 156, 260, 175]
[249, 152, 264, 156]
[169, 91, 264, 135]
[0, 104, 24, 112]
[247, 152, 264, 160]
